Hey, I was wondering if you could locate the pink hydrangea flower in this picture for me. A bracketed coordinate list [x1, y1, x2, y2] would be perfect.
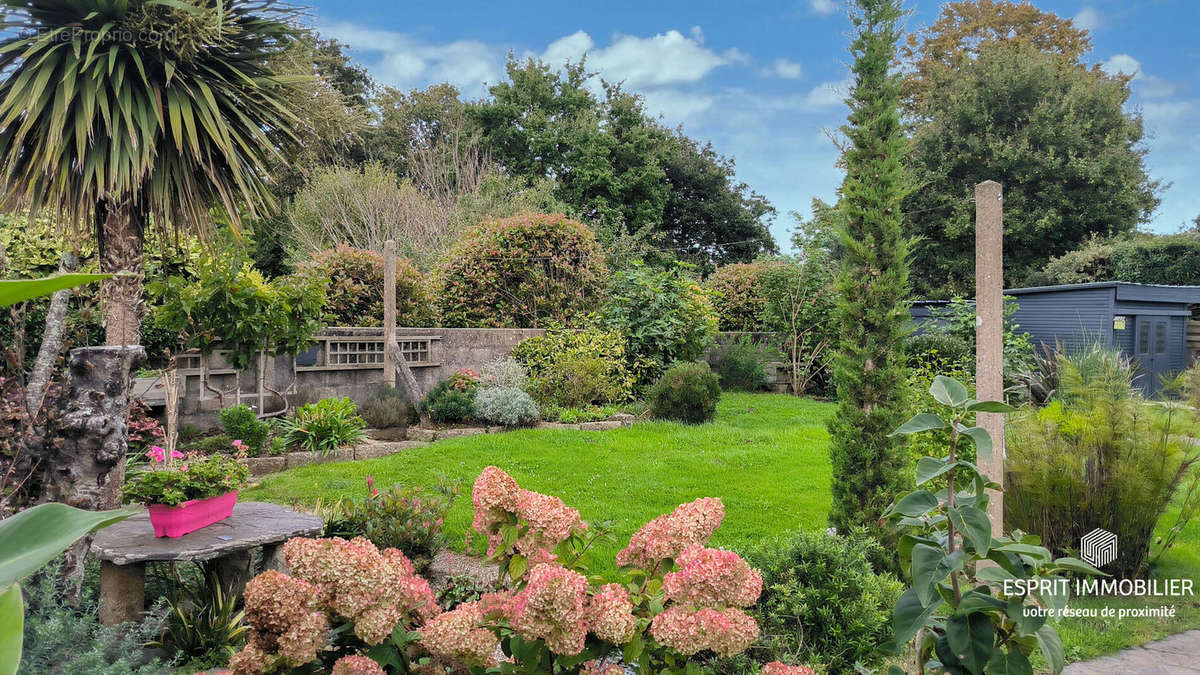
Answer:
[513, 489, 587, 554]
[581, 660, 626, 675]
[663, 545, 762, 608]
[231, 571, 327, 673]
[616, 497, 725, 569]
[510, 563, 589, 655]
[761, 662, 818, 675]
[418, 601, 500, 669]
[331, 654, 386, 675]
[472, 466, 520, 533]
[282, 537, 438, 645]
[649, 605, 759, 657]
[586, 583, 636, 644]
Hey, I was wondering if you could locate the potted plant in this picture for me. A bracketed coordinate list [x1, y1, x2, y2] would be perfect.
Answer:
[122, 442, 250, 537]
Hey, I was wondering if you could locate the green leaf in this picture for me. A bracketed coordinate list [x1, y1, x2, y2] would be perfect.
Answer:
[957, 589, 1005, 614]
[891, 413, 945, 436]
[945, 612, 994, 674]
[912, 544, 946, 606]
[0, 274, 111, 308]
[0, 584, 21, 675]
[931, 375, 969, 407]
[1036, 625, 1066, 675]
[949, 505, 993, 556]
[966, 400, 1016, 413]
[916, 456, 955, 485]
[0, 503, 138, 588]
[985, 647, 1034, 675]
[893, 586, 940, 645]
[890, 490, 939, 517]
[1006, 598, 1046, 637]
[508, 554, 527, 582]
[976, 565, 1018, 585]
[1052, 557, 1106, 576]
[959, 426, 994, 462]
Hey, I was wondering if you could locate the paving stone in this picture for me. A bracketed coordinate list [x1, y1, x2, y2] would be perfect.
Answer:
[439, 427, 487, 438]
[1063, 630, 1200, 674]
[580, 420, 622, 431]
[537, 422, 581, 430]
[245, 456, 286, 477]
[407, 428, 438, 442]
[611, 413, 635, 427]
[366, 427, 407, 441]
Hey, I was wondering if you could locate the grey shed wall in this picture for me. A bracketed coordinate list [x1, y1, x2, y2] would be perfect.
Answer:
[1008, 286, 1115, 352]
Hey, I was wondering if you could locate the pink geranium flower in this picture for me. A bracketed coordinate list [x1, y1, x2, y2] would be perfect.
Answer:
[145, 446, 165, 462]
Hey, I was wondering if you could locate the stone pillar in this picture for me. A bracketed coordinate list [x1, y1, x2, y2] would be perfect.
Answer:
[975, 180, 1005, 536]
[383, 240, 397, 386]
[99, 561, 144, 626]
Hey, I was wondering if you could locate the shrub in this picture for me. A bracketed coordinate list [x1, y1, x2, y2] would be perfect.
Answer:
[704, 262, 768, 331]
[21, 558, 170, 675]
[474, 386, 539, 427]
[759, 255, 838, 396]
[420, 379, 476, 424]
[924, 296, 1034, 389]
[512, 328, 636, 406]
[599, 262, 718, 388]
[1038, 234, 1119, 285]
[904, 333, 972, 374]
[298, 245, 433, 327]
[358, 386, 410, 429]
[280, 398, 366, 457]
[219, 404, 270, 457]
[1112, 233, 1200, 285]
[648, 362, 721, 424]
[741, 528, 902, 674]
[710, 334, 778, 391]
[322, 476, 459, 573]
[478, 357, 528, 390]
[1006, 345, 1200, 577]
[125, 398, 165, 457]
[433, 213, 607, 328]
[151, 569, 248, 670]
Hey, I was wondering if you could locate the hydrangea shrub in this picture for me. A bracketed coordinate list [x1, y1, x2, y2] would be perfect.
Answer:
[228, 467, 814, 673]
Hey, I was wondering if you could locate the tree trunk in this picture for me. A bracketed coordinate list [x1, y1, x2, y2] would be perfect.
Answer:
[98, 199, 145, 347]
[42, 345, 144, 598]
[388, 342, 423, 410]
[25, 253, 79, 418]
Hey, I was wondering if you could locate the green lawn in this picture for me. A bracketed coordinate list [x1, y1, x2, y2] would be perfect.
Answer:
[246, 393, 835, 572]
[244, 392, 1200, 666]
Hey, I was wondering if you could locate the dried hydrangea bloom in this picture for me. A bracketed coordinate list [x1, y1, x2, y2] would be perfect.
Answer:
[761, 662, 817, 675]
[648, 605, 759, 657]
[282, 537, 439, 645]
[472, 466, 520, 519]
[586, 583, 637, 644]
[662, 545, 762, 608]
[418, 601, 500, 669]
[616, 497, 724, 570]
[479, 590, 516, 622]
[510, 563, 589, 655]
[514, 488, 587, 553]
[232, 571, 328, 673]
[331, 654, 387, 675]
[581, 660, 626, 675]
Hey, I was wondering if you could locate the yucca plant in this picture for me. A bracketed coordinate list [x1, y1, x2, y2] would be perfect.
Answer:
[0, 0, 305, 346]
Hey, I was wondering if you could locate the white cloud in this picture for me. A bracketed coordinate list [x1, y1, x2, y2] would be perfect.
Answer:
[541, 28, 733, 88]
[770, 58, 803, 79]
[640, 88, 717, 126]
[1142, 101, 1192, 125]
[1073, 7, 1102, 32]
[805, 79, 851, 107]
[1101, 54, 1177, 99]
[317, 21, 503, 96]
[809, 0, 838, 16]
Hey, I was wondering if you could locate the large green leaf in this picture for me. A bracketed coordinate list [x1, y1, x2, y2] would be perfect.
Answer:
[889, 490, 939, 517]
[966, 400, 1016, 414]
[1035, 625, 1066, 675]
[958, 425, 994, 462]
[893, 586, 940, 645]
[916, 456, 955, 485]
[0, 503, 138, 588]
[891, 413, 945, 436]
[912, 543, 946, 606]
[0, 274, 110, 308]
[945, 612, 994, 675]
[985, 648, 1034, 675]
[948, 505, 993, 555]
[930, 375, 969, 406]
[0, 584, 21, 675]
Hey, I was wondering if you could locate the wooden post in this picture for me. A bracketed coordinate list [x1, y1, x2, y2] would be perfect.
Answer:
[975, 180, 1005, 536]
[383, 240, 397, 387]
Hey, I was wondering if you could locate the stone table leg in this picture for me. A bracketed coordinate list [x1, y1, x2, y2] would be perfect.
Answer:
[211, 550, 254, 600]
[262, 543, 289, 574]
[99, 561, 145, 626]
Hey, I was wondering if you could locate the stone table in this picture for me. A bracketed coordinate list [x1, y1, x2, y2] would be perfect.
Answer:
[91, 501, 323, 625]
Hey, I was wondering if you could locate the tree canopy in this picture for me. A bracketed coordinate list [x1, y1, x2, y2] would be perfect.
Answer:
[904, 43, 1159, 295]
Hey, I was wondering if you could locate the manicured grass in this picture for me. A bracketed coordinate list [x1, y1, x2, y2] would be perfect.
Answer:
[246, 393, 836, 572]
[244, 392, 1200, 665]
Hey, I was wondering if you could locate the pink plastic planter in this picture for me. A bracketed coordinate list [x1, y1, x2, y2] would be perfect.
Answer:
[147, 491, 238, 538]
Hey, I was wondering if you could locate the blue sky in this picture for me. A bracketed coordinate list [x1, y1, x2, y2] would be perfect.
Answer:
[304, 0, 1200, 250]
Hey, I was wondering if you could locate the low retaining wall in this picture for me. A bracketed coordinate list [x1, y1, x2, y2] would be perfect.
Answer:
[143, 327, 784, 427]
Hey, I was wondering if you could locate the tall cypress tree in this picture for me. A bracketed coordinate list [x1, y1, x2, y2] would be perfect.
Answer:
[828, 0, 912, 535]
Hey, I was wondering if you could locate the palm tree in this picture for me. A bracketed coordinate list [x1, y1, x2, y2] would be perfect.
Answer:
[0, 0, 304, 346]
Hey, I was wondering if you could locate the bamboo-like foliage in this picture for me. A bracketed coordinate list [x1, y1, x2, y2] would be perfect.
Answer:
[0, 0, 304, 233]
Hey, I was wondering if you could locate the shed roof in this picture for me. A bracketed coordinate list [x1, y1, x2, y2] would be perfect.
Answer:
[1004, 281, 1200, 304]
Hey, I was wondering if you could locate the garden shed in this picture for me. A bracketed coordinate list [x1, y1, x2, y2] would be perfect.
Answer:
[1005, 282, 1200, 395]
